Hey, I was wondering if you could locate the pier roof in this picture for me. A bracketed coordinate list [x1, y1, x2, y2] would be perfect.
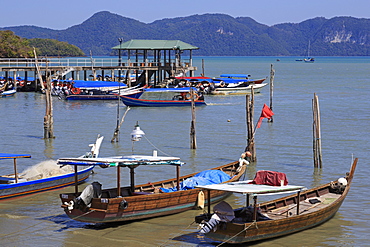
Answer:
[112, 40, 199, 51]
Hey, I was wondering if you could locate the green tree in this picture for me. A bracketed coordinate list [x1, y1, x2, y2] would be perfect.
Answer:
[0, 30, 33, 57]
[28, 38, 85, 56]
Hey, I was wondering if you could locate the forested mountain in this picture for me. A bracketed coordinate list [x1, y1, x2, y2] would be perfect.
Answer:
[2, 11, 369, 56]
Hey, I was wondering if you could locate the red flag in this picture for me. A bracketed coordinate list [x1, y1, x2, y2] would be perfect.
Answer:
[257, 104, 274, 128]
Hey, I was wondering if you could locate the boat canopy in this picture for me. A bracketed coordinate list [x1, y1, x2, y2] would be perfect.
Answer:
[196, 181, 306, 196]
[144, 87, 197, 93]
[0, 153, 31, 159]
[57, 155, 183, 167]
[219, 74, 251, 78]
[71, 80, 127, 89]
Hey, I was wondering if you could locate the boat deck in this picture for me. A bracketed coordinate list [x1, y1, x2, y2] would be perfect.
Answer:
[265, 192, 341, 220]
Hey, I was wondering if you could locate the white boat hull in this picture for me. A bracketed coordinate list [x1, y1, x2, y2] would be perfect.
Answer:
[210, 83, 268, 95]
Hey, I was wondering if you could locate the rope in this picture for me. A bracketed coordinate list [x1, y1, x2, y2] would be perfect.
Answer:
[216, 221, 257, 247]
[143, 135, 172, 157]
[159, 220, 196, 247]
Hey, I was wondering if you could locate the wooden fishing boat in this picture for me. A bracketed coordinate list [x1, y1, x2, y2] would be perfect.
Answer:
[209, 83, 268, 95]
[119, 91, 206, 107]
[209, 74, 268, 95]
[194, 158, 357, 244]
[0, 136, 103, 201]
[0, 82, 16, 97]
[1, 89, 16, 97]
[65, 86, 144, 100]
[58, 154, 246, 223]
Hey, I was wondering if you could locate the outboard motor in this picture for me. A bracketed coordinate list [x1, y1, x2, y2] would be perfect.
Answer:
[330, 177, 347, 194]
[65, 181, 102, 210]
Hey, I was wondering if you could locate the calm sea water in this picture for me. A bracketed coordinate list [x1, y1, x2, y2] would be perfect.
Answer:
[0, 56, 369, 246]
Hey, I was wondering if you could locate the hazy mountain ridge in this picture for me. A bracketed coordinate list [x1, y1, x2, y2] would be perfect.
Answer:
[1, 11, 369, 56]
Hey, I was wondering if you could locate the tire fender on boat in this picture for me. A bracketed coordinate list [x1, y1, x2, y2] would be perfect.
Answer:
[119, 198, 128, 209]
[185, 92, 199, 101]
[71, 88, 81, 94]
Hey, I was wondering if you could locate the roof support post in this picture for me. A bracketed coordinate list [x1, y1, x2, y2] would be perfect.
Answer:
[13, 158, 18, 183]
[117, 166, 121, 196]
[130, 167, 135, 192]
[253, 195, 257, 221]
[176, 164, 180, 191]
[74, 165, 78, 195]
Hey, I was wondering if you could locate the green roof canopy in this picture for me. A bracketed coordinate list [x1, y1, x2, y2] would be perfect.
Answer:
[112, 40, 198, 51]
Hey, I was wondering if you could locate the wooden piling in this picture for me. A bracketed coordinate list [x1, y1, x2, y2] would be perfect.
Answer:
[190, 88, 197, 149]
[312, 93, 322, 168]
[245, 89, 256, 161]
[43, 60, 55, 139]
[269, 64, 275, 122]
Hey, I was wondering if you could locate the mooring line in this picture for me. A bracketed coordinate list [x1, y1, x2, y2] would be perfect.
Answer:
[216, 221, 257, 247]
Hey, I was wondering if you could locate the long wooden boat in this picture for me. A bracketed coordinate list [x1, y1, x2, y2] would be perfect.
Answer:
[218, 74, 267, 84]
[64, 86, 144, 101]
[0, 136, 103, 201]
[195, 158, 357, 244]
[209, 74, 268, 95]
[58, 154, 246, 223]
[119, 94, 206, 107]
[210, 83, 268, 95]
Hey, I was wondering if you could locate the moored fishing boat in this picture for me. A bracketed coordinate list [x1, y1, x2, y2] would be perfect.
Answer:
[1, 88, 16, 97]
[120, 89, 206, 107]
[58, 153, 247, 223]
[195, 159, 358, 244]
[0, 136, 103, 201]
[64, 85, 145, 100]
[209, 74, 268, 95]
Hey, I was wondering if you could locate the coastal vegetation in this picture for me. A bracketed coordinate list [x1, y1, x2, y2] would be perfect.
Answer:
[0, 30, 84, 58]
[1, 12, 369, 56]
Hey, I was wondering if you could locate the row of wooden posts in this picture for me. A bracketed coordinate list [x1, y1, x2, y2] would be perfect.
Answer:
[190, 63, 322, 167]
[40, 59, 322, 167]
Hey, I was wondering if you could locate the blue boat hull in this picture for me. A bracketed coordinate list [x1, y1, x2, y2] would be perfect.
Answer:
[120, 95, 206, 107]
[0, 166, 94, 200]
[1, 89, 16, 97]
[65, 91, 143, 101]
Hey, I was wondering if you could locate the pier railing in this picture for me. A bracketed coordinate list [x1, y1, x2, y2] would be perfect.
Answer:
[0, 58, 119, 68]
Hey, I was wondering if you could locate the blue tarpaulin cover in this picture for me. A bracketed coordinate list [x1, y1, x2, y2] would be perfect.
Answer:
[72, 80, 126, 88]
[160, 169, 231, 192]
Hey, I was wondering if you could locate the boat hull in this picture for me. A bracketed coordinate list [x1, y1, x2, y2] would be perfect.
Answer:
[201, 160, 357, 244]
[1, 89, 17, 97]
[65, 90, 143, 101]
[120, 95, 206, 107]
[211, 83, 268, 95]
[60, 161, 245, 223]
[0, 166, 94, 200]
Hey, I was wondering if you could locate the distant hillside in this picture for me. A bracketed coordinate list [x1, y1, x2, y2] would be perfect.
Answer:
[2, 11, 369, 56]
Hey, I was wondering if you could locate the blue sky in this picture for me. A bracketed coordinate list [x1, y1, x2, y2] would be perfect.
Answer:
[2, 0, 369, 29]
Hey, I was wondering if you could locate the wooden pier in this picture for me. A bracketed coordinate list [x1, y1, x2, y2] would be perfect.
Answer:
[0, 39, 199, 88]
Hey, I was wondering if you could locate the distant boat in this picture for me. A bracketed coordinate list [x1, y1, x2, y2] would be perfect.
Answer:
[0, 136, 103, 201]
[120, 89, 206, 107]
[0, 82, 16, 97]
[210, 74, 268, 95]
[304, 41, 315, 63]
[1, 89, 16, 97]
[64, 86, 145, 101]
